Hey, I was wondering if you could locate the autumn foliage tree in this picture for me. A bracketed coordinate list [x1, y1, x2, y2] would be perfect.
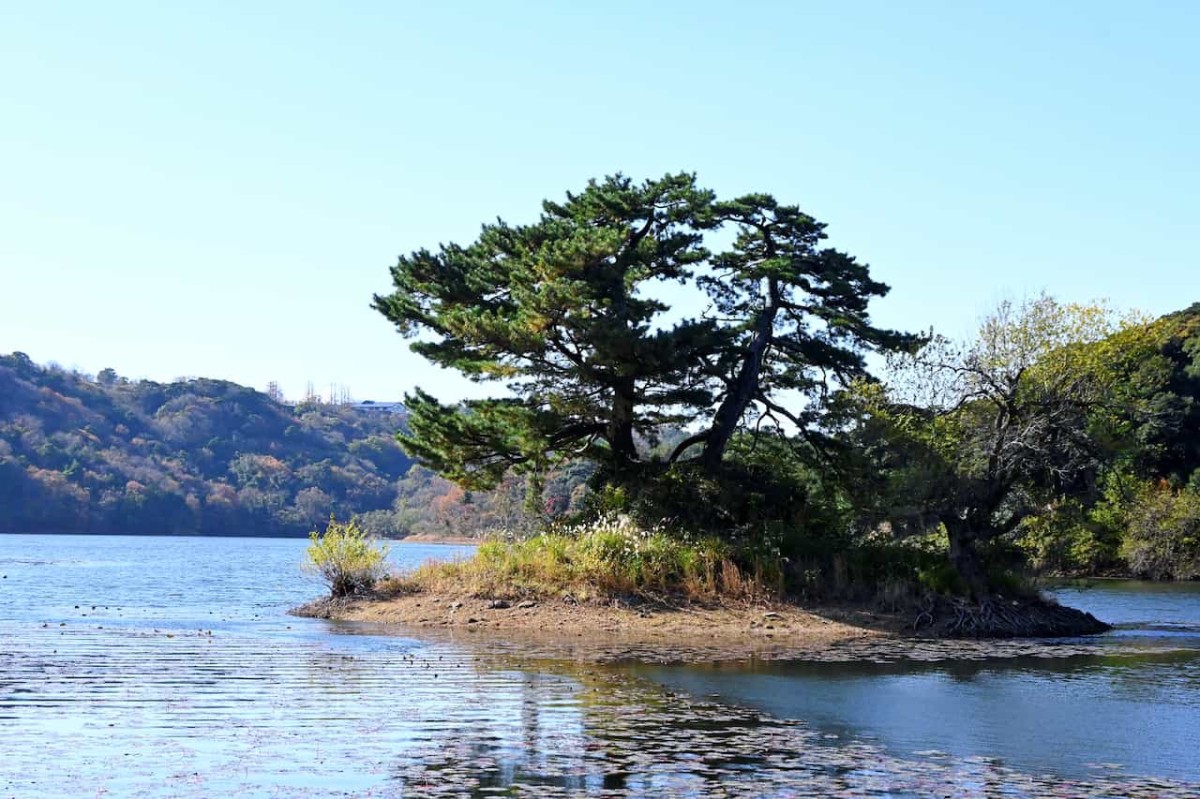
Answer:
[859, 295, 1172, 595]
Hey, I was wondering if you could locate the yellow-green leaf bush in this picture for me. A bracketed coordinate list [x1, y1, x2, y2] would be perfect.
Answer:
[1120, 483, 1200, 580]
[304, 517, 390, 597]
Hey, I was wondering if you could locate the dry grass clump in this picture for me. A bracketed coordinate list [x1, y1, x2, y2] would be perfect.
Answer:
[376, 514, 776, 603]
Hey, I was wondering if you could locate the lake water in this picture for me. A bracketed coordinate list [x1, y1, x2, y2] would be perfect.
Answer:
[2, 534, 1198, 798]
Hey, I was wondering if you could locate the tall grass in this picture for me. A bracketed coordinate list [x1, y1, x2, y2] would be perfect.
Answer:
[379, 514, 776, 603]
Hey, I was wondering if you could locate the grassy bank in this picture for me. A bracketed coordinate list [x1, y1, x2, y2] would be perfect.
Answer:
[378, 515, 780, 604]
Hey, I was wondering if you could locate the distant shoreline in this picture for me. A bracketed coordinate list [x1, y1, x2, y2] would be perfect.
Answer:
[0, 530, 480, 543]
[394, 533, 481, 546]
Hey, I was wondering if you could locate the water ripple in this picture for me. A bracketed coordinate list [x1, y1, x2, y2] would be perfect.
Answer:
[3, 535, 1200, 797]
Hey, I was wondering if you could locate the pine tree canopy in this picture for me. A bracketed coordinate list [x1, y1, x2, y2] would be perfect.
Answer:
[374, 173, 913, 489]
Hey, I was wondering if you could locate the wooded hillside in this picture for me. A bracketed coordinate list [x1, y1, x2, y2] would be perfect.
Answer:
[0, 353, 576, 537]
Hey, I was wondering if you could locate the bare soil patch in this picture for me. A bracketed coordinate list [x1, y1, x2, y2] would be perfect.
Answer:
[294, 592, 887, 657]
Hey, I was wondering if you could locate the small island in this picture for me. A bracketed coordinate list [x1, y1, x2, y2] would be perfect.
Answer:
[296, 174, 1200, 642]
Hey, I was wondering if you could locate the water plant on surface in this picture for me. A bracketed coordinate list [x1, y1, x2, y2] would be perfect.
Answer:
[304, 517, 390, 598]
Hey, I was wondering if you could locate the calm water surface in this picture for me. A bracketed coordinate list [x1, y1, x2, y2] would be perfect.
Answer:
[1, 534, 1198, 798]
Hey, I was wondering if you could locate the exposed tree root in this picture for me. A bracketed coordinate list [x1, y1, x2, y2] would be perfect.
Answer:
[910, 594, 1110, 638]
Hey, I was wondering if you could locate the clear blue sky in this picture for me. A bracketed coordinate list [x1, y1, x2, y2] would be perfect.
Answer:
[2, 1, 1196, 402]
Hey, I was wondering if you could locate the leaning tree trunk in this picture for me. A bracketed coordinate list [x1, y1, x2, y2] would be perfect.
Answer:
[701, 280, 779, 472]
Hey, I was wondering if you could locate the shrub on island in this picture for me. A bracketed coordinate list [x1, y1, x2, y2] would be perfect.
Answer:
[304, 517, 390, 598]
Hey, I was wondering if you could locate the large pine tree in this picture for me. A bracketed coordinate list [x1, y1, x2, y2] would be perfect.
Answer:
[374, 173, 908, 491]
[373, 174, 718, 487]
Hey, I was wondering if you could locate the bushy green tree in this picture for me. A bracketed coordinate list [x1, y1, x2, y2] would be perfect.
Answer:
[1135, 303, 1200, 483]
[1119, 482, 1200, 580]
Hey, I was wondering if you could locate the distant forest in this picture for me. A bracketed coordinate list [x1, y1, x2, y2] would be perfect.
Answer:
[0, 353, 585, 537]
